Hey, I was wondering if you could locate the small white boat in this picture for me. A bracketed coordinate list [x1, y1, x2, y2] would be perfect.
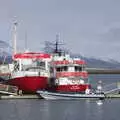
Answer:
[37, 90, 105, 100]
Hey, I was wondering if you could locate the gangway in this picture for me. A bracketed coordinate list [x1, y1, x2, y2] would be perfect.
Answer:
[0, 90, 17, 95]
[103, 82, 120, 94]
[0, 83, 17, 96]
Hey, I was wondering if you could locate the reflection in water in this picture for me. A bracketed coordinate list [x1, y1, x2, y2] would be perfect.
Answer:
[36, 100, 104, 120]
[96, 100, 103, 106]
[0, 99, 120, 120]
[95, 100, 103, 120]
[85, 100, 103, 120]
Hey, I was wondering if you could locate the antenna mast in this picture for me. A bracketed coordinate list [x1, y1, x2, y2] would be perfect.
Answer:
[55, 34, 59, 53]
[13, 21, 18, 55]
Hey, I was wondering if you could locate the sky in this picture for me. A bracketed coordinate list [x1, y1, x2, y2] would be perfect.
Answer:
[0, 0, 120, 61]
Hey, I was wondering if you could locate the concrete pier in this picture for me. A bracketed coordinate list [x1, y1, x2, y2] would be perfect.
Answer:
[105, 94, 120, 99]
[0, 93, 120, 100]
[0, 94, 42, 100]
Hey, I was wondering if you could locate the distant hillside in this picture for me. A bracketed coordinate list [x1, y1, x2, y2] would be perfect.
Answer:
[0, 56, 12, 64]
[0, 40, 12, 64]
[0, 40, 120, 68]
[85, 57, 120, 69]
[43, 40, 120, 69]
[71, 54, 120, 69]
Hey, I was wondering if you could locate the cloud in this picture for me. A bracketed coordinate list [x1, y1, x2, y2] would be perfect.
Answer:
[100, 27, 120, 43]
[1, 0, 120, 61]
[0, 0, 14, 21]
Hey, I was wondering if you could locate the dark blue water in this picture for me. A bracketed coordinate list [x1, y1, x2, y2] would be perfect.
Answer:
[0, 74, 120, 120]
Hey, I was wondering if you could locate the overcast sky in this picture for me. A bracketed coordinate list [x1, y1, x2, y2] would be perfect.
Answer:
[0, 0, 120, 61]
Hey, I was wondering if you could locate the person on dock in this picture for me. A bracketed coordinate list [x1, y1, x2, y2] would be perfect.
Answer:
[17, 89, 23, 96]
[96, 80, 103, 94]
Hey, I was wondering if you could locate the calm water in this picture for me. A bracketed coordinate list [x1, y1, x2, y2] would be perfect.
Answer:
[0, 99, 120, 120]
[0, 74, 120, 120]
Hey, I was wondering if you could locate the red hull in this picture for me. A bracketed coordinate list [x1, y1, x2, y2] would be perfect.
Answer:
[55, 84, 91, 92]
[7, 76, 48, 92]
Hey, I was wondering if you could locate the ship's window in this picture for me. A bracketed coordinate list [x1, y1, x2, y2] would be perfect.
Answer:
[56, 66, 68, 71]
[63, 66, 68, 71]
[56, 67, 61, 72]
[75, 66, 82, 71]
[37, 61, 45, 67]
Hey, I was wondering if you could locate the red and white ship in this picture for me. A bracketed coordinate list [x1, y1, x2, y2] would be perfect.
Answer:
[5, 22, 52, 93]
[37, 37, 105, 100]
[37, 53, 105, 100]
[37, 53, 102, 100]
[50, 53, 91, 93]
[7, 52, 51, 93]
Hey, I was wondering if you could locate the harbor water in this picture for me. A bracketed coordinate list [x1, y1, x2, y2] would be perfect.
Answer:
[0, 99, 120, 120]
[0, 74, 120, 120]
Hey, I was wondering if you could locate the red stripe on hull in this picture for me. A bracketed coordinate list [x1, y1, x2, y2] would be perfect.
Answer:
[56, 72, 88, 78]
[53, 60, 86, 65]
[13, 52, 51, 59]
[7, 76, 48, 92]
[55, 84, 91, 92]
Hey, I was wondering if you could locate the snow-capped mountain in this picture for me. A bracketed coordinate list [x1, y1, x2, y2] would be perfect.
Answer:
[70, 53, 120, 69]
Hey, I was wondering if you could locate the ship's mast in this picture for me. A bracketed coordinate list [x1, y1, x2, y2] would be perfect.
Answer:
[43, 34, 65, 54]
[55, 34, 59, 53]
[54, 34, 65, 55]
[13, 21, 18, 55]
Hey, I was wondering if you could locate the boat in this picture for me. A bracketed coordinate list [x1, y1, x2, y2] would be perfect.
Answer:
[37, 37, 104, 99]
[49, 53, 91, 93]
[4, 22, 52, 93]
[37, 90, 105, 100]
[37, 53, 105, 99]
[43, 36, 91, 93]
[53, 54, 91, 93]
[6, 52, 52, 93]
